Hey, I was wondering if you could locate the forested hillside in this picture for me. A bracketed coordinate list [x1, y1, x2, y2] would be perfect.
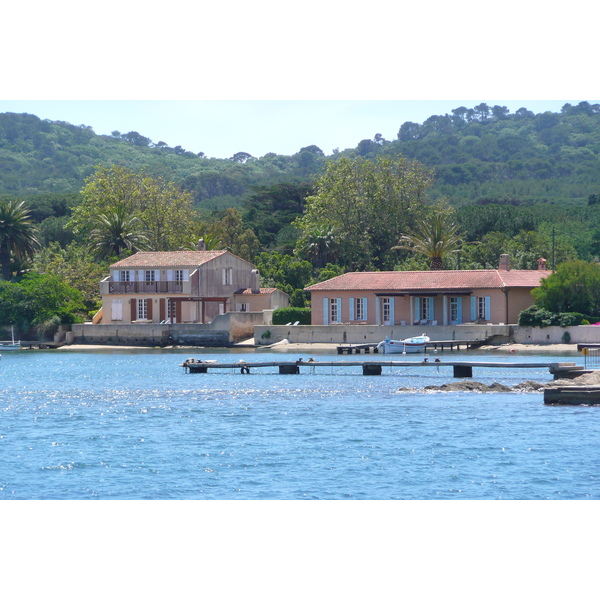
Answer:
[2, 101, 600, 208]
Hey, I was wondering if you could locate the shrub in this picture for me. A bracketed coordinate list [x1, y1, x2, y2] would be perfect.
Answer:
[518, 306, 588, 328]
[272, 307, 311, 325]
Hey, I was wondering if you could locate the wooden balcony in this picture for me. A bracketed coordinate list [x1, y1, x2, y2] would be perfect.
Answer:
[100, 279, 189, 295]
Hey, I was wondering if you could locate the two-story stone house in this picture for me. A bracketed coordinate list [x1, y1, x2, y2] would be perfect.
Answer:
[98, 247, 288, 325]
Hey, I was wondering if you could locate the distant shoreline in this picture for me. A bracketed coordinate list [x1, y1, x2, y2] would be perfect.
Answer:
[54, 341, 583, 356]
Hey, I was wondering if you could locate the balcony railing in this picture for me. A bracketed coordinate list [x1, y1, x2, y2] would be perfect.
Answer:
[101, 280, 187, 294]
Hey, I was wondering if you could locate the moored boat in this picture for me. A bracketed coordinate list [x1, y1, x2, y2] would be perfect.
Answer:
[0, 326, 21, 351]
[377, 334, 430, 354]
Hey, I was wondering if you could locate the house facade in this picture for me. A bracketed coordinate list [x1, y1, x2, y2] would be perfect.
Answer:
[98, 248, 288, 325]
[305, 255, 548, 327]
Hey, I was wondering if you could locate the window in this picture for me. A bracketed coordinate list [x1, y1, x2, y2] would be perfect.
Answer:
[415, 297, 433, 322]
[145, 270, 155, 282]
[119, 270, 130, 282]
[137, 298, 148, 320]
[382, 298, 391, 324]
[222, 267, 233, 285]
[355, 298, 365, 321]
[167, 299, 177, 322]
[450, 297, 462, 324]
[330, 298, 341, 323]
[471, 296, 490, 321]
[236, 302, 250, 312]
[175, 269, 184, 283]
[477, 297, 488, 320]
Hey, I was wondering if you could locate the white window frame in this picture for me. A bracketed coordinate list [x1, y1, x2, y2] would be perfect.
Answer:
[222, 267, 233, 285]
[137, 298, 148, 320]
[382, 298, 391, 324]
[119, 270, 130, 282]
[355, 298, 365, 321]
[145, 270, 156, 283]
[329, 297, 341, 323]
[175, 269, 184, 283]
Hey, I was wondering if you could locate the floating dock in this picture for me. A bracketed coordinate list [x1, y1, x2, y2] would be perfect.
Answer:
[336, 340, 483, 354]
[182, 358, 586, 379]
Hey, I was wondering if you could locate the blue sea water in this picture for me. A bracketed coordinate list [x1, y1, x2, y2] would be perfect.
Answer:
[0, 347, 599, 500]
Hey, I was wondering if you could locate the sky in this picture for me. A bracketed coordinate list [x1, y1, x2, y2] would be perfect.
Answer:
[0, 99, 593, 159]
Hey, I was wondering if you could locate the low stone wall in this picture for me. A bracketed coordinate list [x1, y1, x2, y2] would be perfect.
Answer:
[253, 324, 512, 345]
[513, 325, 600, 345]
[69, 311, 267, 346]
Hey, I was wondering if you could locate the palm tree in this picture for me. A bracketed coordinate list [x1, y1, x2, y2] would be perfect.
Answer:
[88, 205, 149, 260]
[394, 206, 463, 270]
[0, 199, 41, 281]
[298, 225, 338, 269]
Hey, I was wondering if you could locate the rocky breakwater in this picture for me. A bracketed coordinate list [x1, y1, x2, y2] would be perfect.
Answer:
[398, 370, 600, 405]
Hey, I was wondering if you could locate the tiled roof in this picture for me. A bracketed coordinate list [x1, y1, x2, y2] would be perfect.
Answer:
[235, 287, 278, 295]
[110, 250, 229, 268]
[305, 269, 548, 292]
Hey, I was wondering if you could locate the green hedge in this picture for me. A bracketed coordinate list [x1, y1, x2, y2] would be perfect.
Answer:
[272, 307, 312, 325]
[517, 305, 589, 328]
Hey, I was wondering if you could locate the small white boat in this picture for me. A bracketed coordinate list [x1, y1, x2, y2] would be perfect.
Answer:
[377, 334, 430, 354]
[0, 326, 22, 351]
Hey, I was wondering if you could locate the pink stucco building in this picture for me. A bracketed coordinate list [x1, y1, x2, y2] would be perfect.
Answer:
[305, 255, 549, 326]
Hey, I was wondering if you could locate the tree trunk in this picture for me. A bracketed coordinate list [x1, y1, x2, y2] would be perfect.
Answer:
[0, 243, 12, 281]
[430, 256, 444, 270]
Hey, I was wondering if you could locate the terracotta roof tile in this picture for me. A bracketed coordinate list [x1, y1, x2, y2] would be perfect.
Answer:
[305, 269, 548, 292]
[110, 250, 228, 268]
[235, 288, 278, 295]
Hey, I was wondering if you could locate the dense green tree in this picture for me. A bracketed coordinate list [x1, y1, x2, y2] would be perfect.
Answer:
[70, 165, 197, 251]
[0, 199, 41, 281]
[532, 260, 600, 317]
[209, 208, 260, 262]
[253, 251, 313, 294]
[33, 242, 109, 311]
[295, 155, 432, 270]
[0, 272, 85, 329]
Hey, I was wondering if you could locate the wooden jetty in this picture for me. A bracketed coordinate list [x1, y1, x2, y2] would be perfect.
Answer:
[182, 358, 585, 379]
[336, 340, 483, 354]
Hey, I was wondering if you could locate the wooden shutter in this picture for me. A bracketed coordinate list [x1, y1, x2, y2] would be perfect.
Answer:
[471, 297, 477, 321]
[323, 297, 329, 325]
[349, 298, 354, 321]
[159, 299, 166, 322]
[147, 299, 153, 321]
[484, 296, 491, 321]
[130, 299, 137, 321]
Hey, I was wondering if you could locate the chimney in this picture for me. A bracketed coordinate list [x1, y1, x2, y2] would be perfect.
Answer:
[197, 238, 206, 251]
[251, 269, 260, 294]
[537, 257, 547, 271]
[498, 254, 510, 271]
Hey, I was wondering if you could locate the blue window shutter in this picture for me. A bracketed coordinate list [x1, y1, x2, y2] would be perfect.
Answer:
[336, 298, 342, 322]
[428, 297, 434, 320]
[485, 296, 491, 321]
[457, 298, 463, 323]
[471, 296, 476, 321]
[375, 298, 380, 325]
[389, 298, 395, 325]
[364, 297, 368, 321]
[349, 298, 355, 321]
[323, 297, 329, 325]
